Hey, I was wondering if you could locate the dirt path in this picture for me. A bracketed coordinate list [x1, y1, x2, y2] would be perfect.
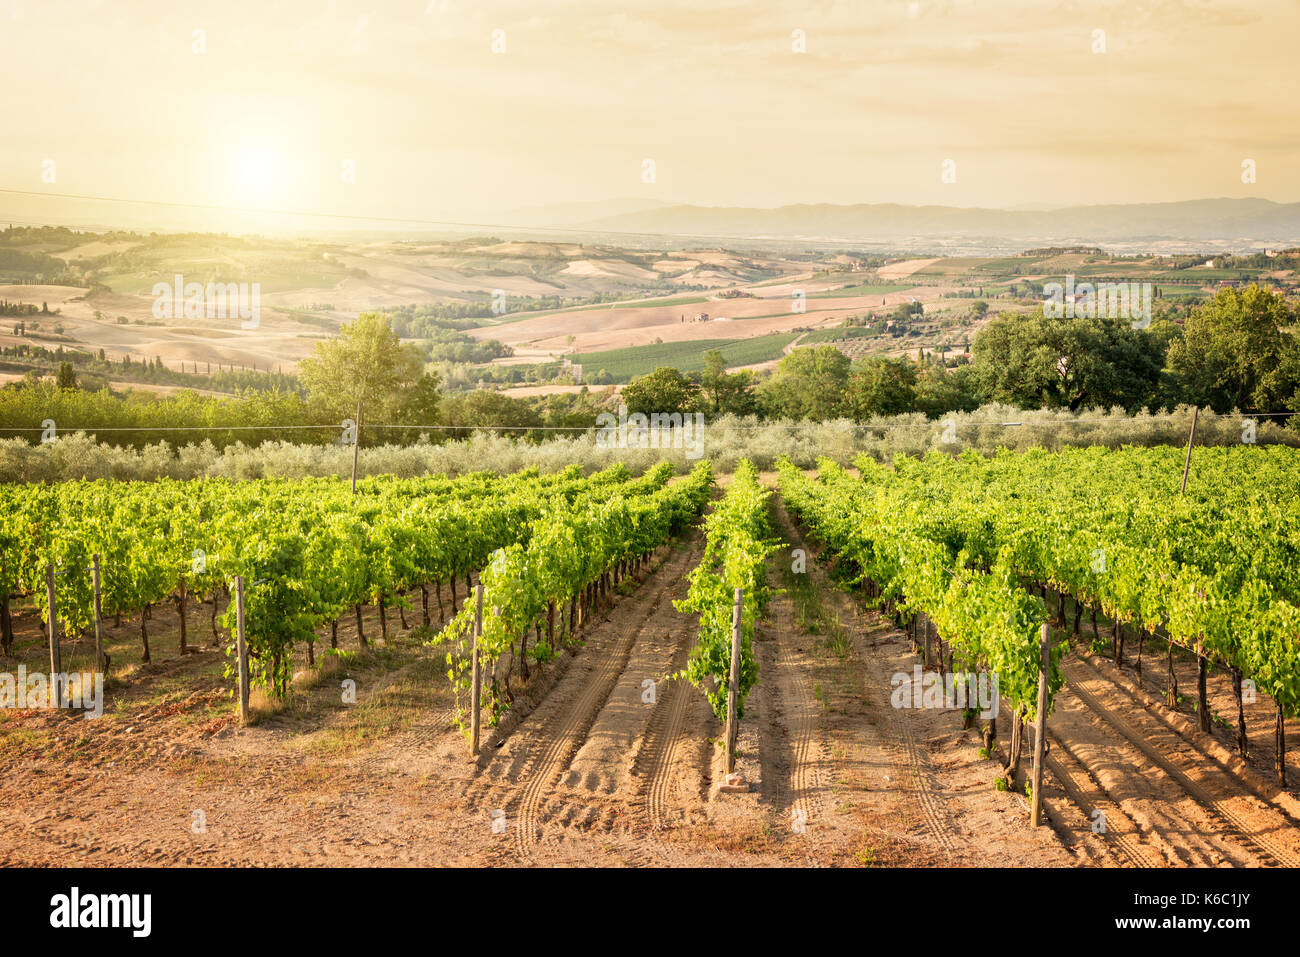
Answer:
[460, 535, 706, 860]
[754, 580, 831, 836]
[781, 331, 809, 355]
[632, 618, 714, 833]
[759, 490, 1072, 866]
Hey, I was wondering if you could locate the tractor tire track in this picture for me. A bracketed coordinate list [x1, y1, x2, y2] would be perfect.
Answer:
[1042, 730, 1167, 868]
[455, 539, 699, 857]
[507, 542, 697, 857]
[633, 639, 701, 831]
[1062, 657, 1299, 867]
[770, 492, 959, 856]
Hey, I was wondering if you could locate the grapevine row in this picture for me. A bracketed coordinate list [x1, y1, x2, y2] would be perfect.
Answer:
[776, 455, 1057, 781]
[441, 460, 714, 727]
[675, 459, 779, 723]
[0, 463, 663, 696]
[866, 445, 1300, 778]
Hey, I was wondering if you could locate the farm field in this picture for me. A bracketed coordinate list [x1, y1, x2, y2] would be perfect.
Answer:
[2, 446, 1299, 867]
[571, 332, 800, 382]
[6, 228, 1292, 392]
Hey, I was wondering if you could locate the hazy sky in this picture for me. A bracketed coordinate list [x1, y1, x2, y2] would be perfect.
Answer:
[1, 0, 1296, 232]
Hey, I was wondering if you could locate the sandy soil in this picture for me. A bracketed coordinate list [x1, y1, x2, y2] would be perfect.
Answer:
[0, 284, 322, 373]
[1038, 656, 1299, 866]
[473, 288, 950, 354]
[498, 384, 620, 398]
[877, 258, 941, 281]
[0, 244, 825, 379]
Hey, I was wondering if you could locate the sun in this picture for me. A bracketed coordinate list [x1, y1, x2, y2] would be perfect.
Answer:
[229, 146, 287, 204]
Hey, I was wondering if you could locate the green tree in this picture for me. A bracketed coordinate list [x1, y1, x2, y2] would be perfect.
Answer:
[893, 301, 923, 322]
[441, 390, 542, 438]
[536, 387, 619, 430]
[914, 363, 982, 417]
[55, 362, 77, 390]
[700, 349, 757, 416]
[1166, 285, 1298, 413]
[622, 366, 703, 417]
[971, 312, 1164, 411]
[844, 356, 916, 418]
[760, 346, 850, 420]
[390, 372, 443, 428]
[298, 312, 425, 421]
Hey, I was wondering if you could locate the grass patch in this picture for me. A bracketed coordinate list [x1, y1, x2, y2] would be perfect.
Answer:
[779, 541, 851, 660]
[246, 687, 286, 724]
[810, 282, 911, 299]
[572, 332, 798, 382]
[303, 653, 448, 757]
[854, 844, 878, 866]
[0, 721, 52, 760]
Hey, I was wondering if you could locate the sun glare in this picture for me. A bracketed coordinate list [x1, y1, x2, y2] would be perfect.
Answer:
[230, 146, 286, 204]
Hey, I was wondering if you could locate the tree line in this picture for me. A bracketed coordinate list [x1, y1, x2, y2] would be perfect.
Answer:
[2, 286, 1296, 451]
[618, 285, 1300, 422]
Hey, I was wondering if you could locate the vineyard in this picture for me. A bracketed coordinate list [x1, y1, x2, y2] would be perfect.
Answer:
[676, 460, 776, 725]
[0, 463, 678, 696]
[2, 445, 1300, 867]
[439, 460, 713, 726]
[784, 446, 1300, 780]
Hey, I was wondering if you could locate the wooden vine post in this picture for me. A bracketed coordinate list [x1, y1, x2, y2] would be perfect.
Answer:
[350, 399, 362, 494]
[1030, 622, 1050, 827]
[45, 562, 60, 675]
[1277, 704, 1287, 786]
[91, 554, 105, 674]
[470, 584, 483, 755]
[234, 575, 250, 725]
[724, 587, 743, 774]
[1180, 405, 1199, 494]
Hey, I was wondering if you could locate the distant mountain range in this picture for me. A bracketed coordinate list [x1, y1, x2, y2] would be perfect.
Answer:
[4, 193, 1296, 249]
[575, 198, 1300, 245]
[497, 197, 676, 228]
